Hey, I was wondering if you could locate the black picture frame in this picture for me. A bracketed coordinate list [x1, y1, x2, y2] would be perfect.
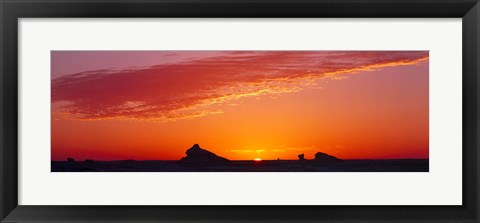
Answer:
[1, 0, 479, 222]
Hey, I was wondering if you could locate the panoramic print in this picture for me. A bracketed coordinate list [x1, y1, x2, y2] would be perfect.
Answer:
[51, 51, 429, 172]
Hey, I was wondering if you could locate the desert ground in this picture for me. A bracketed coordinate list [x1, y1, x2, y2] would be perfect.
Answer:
[51, 159, 428, 172]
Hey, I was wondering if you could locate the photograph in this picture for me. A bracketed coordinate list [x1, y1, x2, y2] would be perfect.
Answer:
[51, 50, 429, 172]
[3, 0, 479, 221]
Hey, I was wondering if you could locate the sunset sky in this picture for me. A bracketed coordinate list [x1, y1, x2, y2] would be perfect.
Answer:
[51, 51, 429, 161]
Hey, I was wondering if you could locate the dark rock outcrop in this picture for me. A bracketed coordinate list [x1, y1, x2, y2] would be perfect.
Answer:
[298, 153, 306, 161]
[314, 152, 342, 163]
[178, 144, 229, 165]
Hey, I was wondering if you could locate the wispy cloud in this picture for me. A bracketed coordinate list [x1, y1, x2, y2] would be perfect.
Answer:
[52, 51, 428, 121]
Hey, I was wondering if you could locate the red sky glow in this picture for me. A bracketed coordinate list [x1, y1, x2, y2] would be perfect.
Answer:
[51, 51, 429, 161]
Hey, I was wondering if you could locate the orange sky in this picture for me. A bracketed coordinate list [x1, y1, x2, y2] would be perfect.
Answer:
[51, 51, 429, 161]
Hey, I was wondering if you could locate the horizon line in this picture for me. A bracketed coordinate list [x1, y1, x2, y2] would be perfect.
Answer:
[51, 158, 430, 162]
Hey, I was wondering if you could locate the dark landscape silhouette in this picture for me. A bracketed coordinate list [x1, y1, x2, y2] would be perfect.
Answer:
[178, 144, 230, 165]
[51, 144, 429, 172]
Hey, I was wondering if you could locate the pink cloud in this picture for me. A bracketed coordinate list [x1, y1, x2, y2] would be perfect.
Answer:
[51, 51, 428, 121]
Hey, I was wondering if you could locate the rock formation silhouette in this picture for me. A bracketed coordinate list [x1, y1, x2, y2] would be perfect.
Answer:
[298, 153, 306, 161]
[178, 144, 229, 165]
[314, 152, 342, 163]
